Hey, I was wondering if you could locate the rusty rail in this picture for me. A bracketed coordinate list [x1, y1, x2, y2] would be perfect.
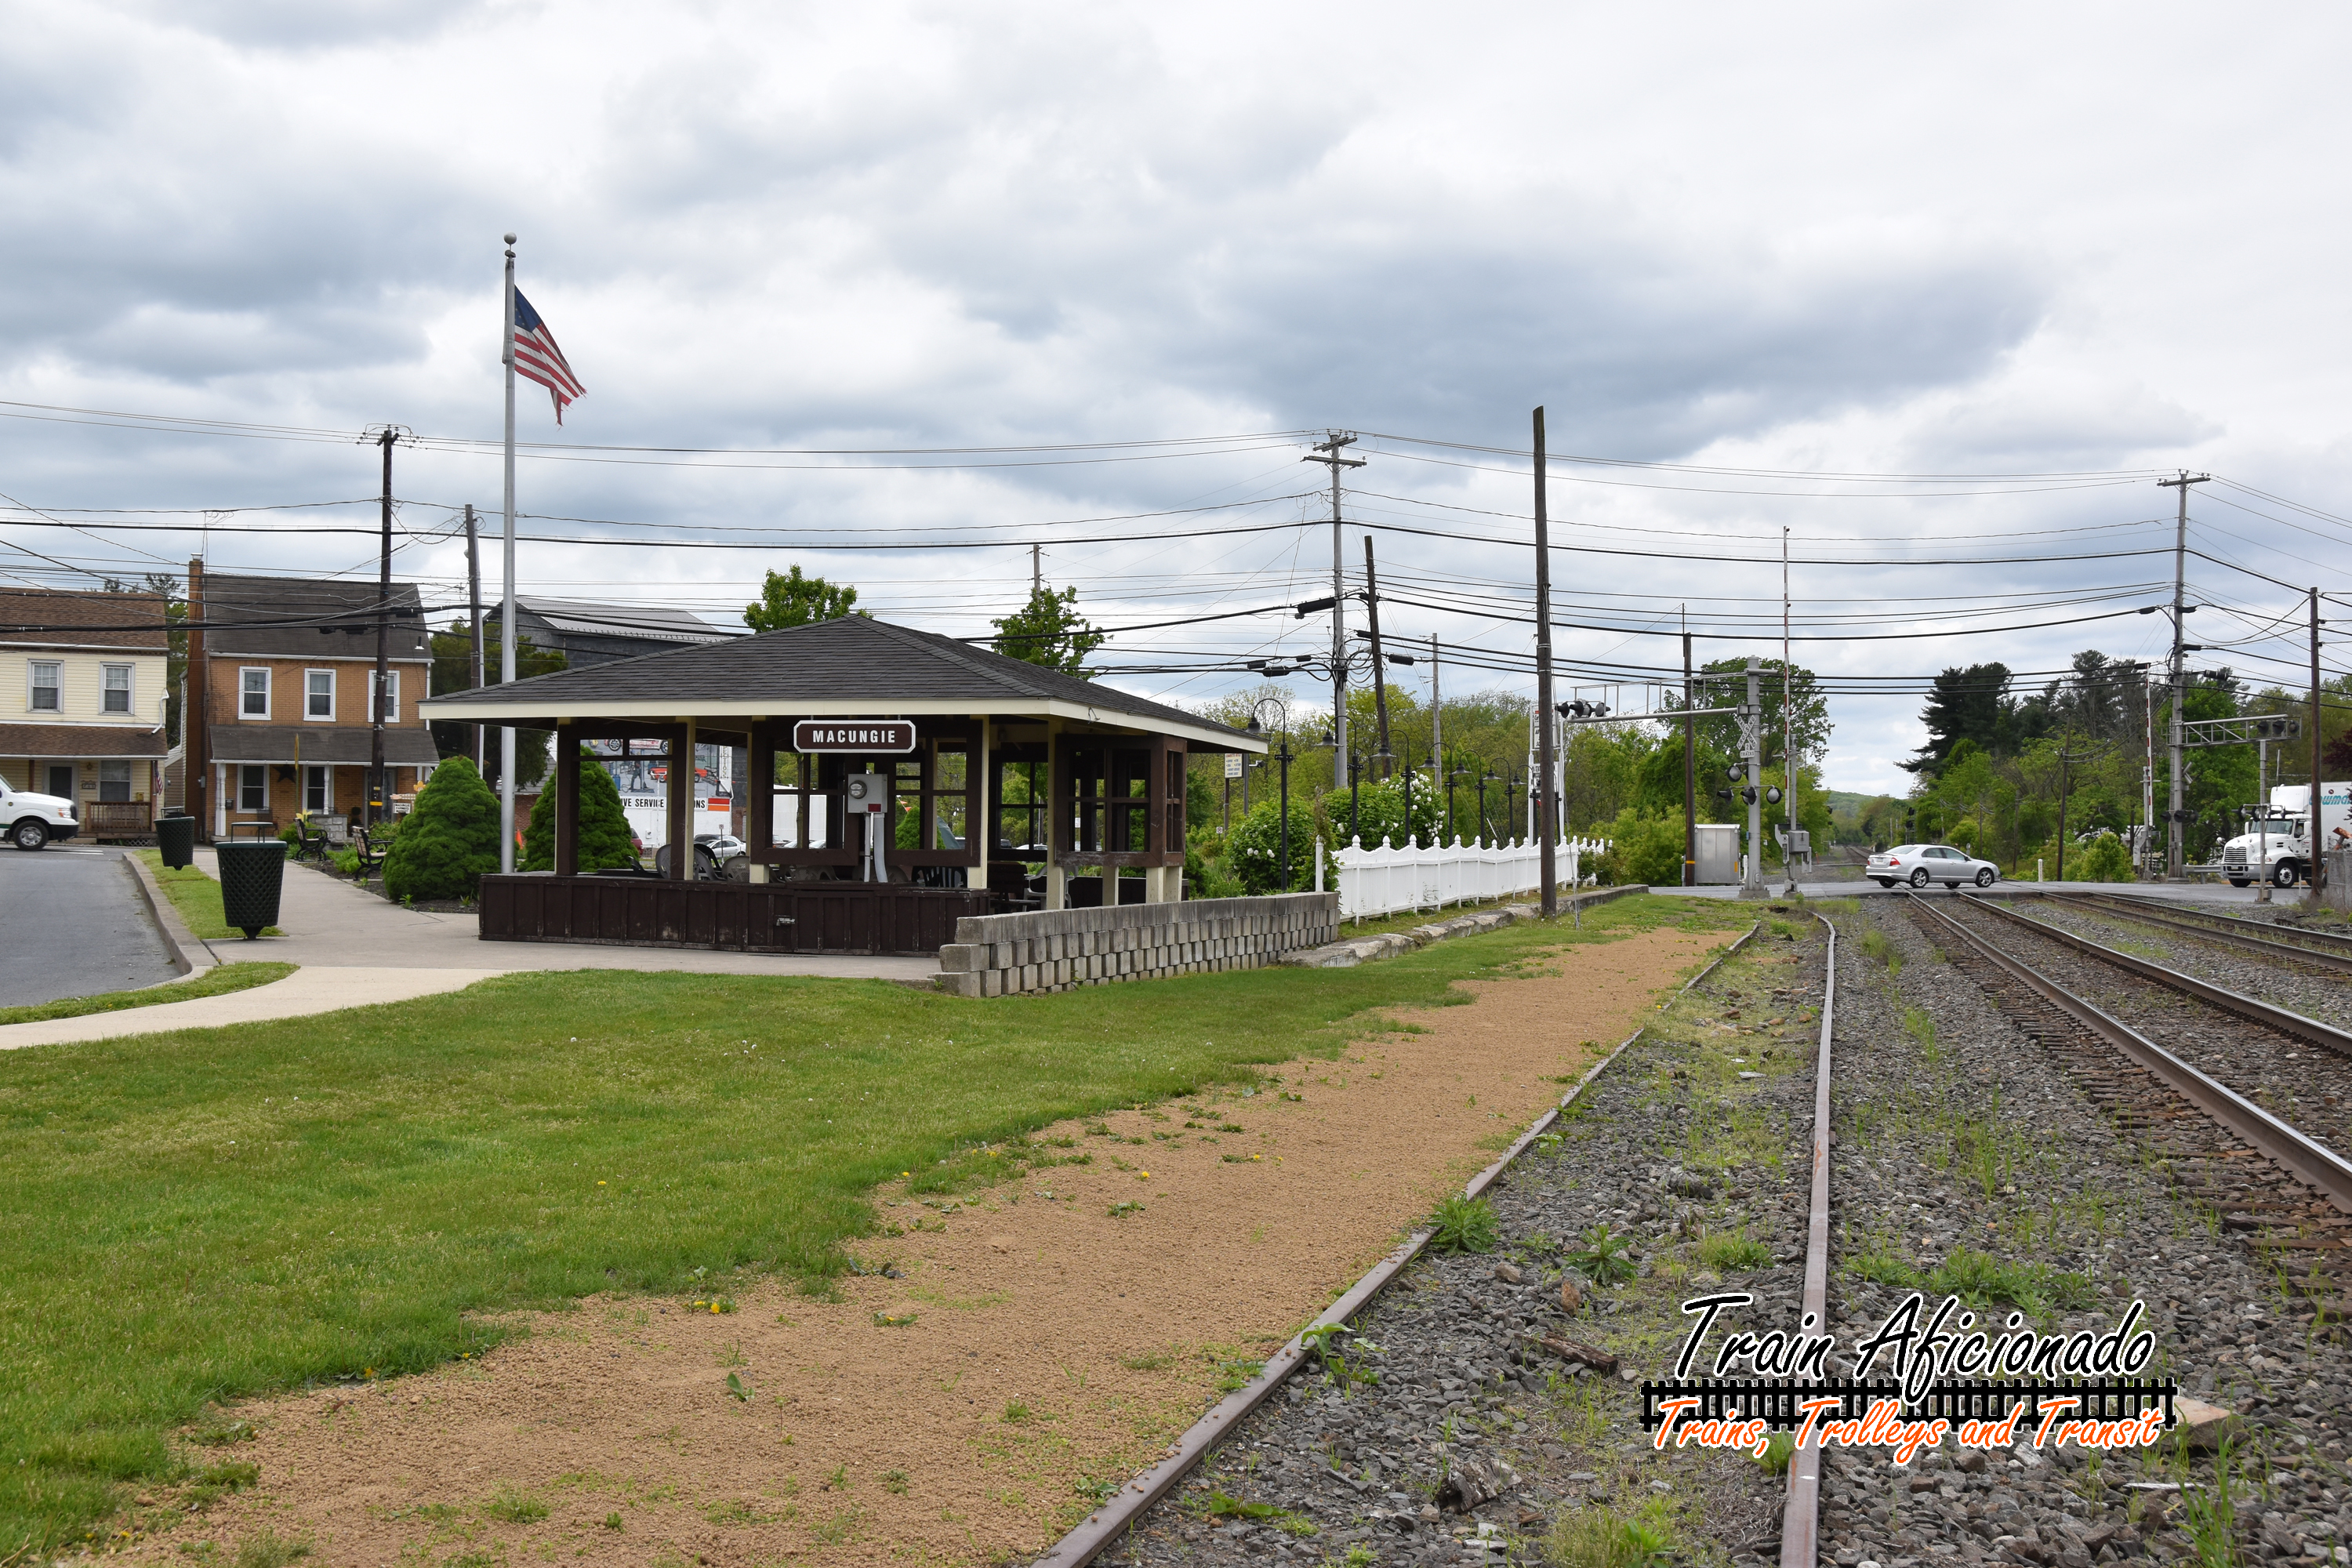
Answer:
[1958, 891, 2352, 1060]
[1779, 913, 1837, 1568]
[1907, 893, 2352, 1216]
[2050, 890, 2352, 973]
[1025, 918, 1763, 1568]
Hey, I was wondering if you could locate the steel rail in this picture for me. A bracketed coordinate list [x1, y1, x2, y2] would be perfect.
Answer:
[2062, 890, 2352, 961]
[1779, 913, 1837, 1568]
[1905, 894, 2352, 1215]
[1956, 892, 2352, 1060]
[1025, 920, 1764, 1568]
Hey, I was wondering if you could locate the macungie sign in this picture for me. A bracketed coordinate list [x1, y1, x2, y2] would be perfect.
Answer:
[793, 720, 916, 753]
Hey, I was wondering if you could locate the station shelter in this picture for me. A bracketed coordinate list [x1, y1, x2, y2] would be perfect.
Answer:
[419, 615, 1263, 955]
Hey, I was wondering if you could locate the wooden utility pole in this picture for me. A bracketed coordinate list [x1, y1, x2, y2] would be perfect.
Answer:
[1363, 535, 1392, 773]
[1031, 543, 1042, 597]
[187, 557, 209, 840]
[371, 427, 395, 828]
[466, 503, 485, 771]
[2158, 470, 2209, 877]
[1682, 617, 1696, 887]
[2314, 586, 2329, 906]
[1534, 407, 1556, 916]
[1429, 633, 1442, 842]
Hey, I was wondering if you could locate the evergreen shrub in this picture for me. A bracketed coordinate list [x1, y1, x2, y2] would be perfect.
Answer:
[381, 757, 501, 903]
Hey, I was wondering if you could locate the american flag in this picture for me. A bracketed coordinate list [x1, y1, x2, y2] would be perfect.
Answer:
[511, 289, 586, 424]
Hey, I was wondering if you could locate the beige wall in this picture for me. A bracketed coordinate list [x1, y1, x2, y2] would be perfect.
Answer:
[4, 648, 168, 725]
[0, 756, 163, 804]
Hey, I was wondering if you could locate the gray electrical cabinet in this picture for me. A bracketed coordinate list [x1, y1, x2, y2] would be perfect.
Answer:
[1694, 822, 1740, 885]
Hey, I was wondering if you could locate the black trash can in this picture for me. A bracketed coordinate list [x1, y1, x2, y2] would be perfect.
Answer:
[215, 840, 287, 939]
[157, 813, 196, 870]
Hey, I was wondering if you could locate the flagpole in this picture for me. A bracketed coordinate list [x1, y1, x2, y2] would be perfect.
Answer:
[499, 234, 519, 872]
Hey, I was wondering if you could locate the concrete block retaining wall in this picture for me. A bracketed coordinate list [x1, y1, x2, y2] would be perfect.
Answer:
[933, 892, 1340, 997]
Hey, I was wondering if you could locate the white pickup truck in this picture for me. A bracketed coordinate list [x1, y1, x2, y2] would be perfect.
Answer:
[2222, 782, 2350, 887]
[0, 779, 82, 850]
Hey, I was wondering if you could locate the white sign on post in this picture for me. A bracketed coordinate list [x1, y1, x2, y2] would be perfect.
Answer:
[1224, 753, 1243, 779]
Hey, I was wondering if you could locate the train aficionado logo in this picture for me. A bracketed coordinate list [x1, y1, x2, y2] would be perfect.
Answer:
[1635, 1291, 2177, 1465]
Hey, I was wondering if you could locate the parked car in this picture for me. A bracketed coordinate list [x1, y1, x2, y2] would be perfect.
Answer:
[0, 779, 79, 850]
[694, 831, 747, 863]
[1867, 843, 1998, 888]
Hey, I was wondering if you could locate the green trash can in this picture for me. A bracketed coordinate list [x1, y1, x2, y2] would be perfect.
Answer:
[215, 840, 287, 939]
[158, 814, 196, 870]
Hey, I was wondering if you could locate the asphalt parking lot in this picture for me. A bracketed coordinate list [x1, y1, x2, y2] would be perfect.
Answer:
[0, 846, 178, 1007]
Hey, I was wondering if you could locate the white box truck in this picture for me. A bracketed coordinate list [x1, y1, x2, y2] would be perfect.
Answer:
[2221, 782, 2350, 887]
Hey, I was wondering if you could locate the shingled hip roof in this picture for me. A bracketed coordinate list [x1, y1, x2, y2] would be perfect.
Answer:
[419, 615, 1261, 751]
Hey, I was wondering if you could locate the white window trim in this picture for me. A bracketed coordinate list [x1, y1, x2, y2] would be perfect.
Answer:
[239, 666, 271, 720]
[238, 764, 268, 813]
[101, 662, 134, 715]
[304, 668, 336, 722]
[369, 668, 401, 724]
[28, 659, 62, 713]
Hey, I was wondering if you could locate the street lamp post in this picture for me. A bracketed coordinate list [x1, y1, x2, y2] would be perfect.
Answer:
[1246, 699, 1297, 891]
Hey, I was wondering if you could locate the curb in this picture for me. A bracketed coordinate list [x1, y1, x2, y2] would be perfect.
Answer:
[1027, 915, 1763, 1567]
[121, 849, 218, 977]
[1282, 884, 1645, 969]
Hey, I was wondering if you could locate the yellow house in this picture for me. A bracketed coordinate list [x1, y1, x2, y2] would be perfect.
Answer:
[0, 587, 171, 834]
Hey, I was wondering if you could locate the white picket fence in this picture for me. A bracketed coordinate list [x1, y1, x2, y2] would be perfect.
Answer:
[1323, 834, 1610, 920]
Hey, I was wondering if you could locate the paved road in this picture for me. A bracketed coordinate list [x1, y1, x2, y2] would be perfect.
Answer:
[0, 847, 177, 1007]
[1663, 877, 2293, 906]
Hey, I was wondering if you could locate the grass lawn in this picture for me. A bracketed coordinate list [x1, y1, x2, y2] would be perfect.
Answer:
[0, 893, 1750, 1555]
[133, 850, 281, 941]
[0, 964, 296, 1027]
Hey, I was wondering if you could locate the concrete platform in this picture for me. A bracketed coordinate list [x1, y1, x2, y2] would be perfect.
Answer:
[183, 848, 938, 981]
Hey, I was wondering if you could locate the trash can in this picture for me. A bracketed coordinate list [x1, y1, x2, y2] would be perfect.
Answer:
[215, 840, 287, 939]
[157, 813, 196, 870]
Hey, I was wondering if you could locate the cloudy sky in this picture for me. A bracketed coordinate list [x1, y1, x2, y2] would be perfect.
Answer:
[5, 1, 2349, 794]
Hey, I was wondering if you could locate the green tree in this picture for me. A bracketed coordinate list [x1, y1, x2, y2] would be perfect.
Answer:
[429, 619, 566, 790]
[1594, 808, 1686, 887]
[1226, 798, 1329, 894]
[745, 566, 861, 632]
[522, 749, 643, 872]
[382, 757, 503, 902]
[1321, 781, 1439, 850]
[991, 584, 1104, 677]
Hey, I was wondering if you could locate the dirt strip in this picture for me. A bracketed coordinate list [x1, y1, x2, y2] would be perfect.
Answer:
[165, 922, 1738, 1568]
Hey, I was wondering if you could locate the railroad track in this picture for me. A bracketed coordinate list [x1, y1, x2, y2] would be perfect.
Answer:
[1901, 891, 2352, 1313]
[2043, 889, 2352, 975]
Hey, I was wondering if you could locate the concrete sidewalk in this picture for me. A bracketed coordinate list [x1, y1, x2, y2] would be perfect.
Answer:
[0, 854, 938, 1052]
[0, 966, 506, 1051]
[184, 848, 938, 980]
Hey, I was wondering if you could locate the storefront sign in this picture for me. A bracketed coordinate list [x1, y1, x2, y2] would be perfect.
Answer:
[793, 720, 917, 753]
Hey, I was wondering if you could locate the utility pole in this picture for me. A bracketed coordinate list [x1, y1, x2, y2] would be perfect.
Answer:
[2314, 587, 2329, 906]
[1304, 434, 1364, 789]
[1430, 633, 1443, 842]
[1682, 614, 1696, 887]
[1783, 524, 1795, 891]
[1534, 407, 1558, 917]
[466, 503, 484, 772]
[1740, 656, 1765, 897]
[369, 426, 397, 829]
[1363, 536, 1393, 772]
[2158, 470, 2209, 879]
[1031, 543, 1042, 597]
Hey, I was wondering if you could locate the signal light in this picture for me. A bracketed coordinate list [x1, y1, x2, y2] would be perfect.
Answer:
[1766, 787, 1783, 805]
[1740, 786, 1759, 805]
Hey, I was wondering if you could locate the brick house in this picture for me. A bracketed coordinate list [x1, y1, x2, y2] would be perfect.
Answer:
[181, 564, 438, 839]
[0, 586, 172, 834]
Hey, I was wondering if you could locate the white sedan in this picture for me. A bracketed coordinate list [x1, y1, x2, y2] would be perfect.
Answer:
[1867, 844, 1998, 889]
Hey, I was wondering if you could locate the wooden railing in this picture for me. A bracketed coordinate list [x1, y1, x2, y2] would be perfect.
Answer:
[82, 802, 156, 840]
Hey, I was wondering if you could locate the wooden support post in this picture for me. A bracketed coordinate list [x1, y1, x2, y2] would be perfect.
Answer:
[554, 729, 580, 877]
[972, 717, 989, 891]
[1045, 720, 1066, 910]
[747, 721, 775, 885]
[668, 722, 695, 880]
